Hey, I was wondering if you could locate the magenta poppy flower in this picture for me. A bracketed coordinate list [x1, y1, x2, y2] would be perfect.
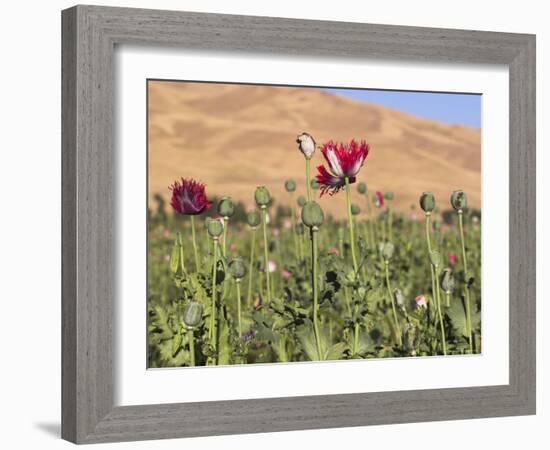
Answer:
[448, 253, 457, 266]
[169, 178, 212, 215]
[374, 191, 384, 208]
[316, 139, 370, 196]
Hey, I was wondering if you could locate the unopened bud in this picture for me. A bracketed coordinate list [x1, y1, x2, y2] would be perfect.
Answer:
[296, 132, 316, 159]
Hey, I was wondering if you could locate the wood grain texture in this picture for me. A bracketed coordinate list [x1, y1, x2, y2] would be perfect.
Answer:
[61, 5, 536, 444]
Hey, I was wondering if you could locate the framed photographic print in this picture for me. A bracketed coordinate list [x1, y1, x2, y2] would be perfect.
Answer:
[61, 5, 536, 444]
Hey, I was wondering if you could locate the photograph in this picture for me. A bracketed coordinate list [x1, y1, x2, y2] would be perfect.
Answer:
[146, 80, 482, 367]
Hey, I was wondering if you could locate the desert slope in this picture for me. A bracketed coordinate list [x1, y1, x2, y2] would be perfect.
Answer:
[147, 81, 481, 218]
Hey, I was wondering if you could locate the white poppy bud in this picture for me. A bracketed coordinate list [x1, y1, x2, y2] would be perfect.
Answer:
[296, 132, 316, 160]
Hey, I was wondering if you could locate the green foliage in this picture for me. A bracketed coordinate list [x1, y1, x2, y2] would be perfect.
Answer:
[147, 191, 482, 367]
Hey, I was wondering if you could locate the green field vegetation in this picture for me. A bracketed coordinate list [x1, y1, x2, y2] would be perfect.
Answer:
[147, 186, 481, 367]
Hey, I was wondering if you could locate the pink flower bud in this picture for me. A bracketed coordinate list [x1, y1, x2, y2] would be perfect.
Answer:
[415, 295, 428, 308]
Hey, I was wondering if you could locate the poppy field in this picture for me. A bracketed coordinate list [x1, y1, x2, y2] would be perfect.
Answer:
[147, 133, 482, 367]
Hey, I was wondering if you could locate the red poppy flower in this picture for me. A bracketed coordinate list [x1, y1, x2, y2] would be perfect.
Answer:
[448, 253, 457, 266]
[316, 139, 370, 196]
[374, 191, 384, 208]
[169, 178, 212, 215]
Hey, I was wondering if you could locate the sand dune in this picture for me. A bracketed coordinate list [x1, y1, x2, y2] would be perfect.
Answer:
[148, 81, 481, 218]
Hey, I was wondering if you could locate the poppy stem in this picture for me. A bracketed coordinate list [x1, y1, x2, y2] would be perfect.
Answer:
[190, 216, 200, 271]
[246, 227, 257, 306]
[289, 193, 300, 260]
[387, 201, 393, 242]
[344, 177, 358, 272]
[222, 216, 229, 257]
[261, 206, 272, 303]
[177, 232, 186, 273]
[236, 279, 242, 338]
[311, 227, 323, 360]
[366, 194, 374, 249]
[385, 261, 402, 346]
[425, 213, 446, 355]
[345, 178, 361, 356]
[209, 238, 218, 356]
[458, 210, 473, 354]
[305, 159, 312, 201]
[433, 264, 447, 355]
[187, 327, 195, 367]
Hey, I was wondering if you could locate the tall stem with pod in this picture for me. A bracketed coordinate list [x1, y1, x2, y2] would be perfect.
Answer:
[206, 219, 223, 360]
[301, 201, 325, 360]
[451, 190, 474, 354]
[420, 192, 446, 354]
[245, 210, 261, 306]
[255, 186, 272, 304]
[228, 258, 247, 338]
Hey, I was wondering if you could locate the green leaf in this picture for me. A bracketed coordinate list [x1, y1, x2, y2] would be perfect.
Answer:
[172, 332, 182, 356]
[325, 342, 347, 360]
[297, 323, 319, 361]
[170, 239, 179, 274]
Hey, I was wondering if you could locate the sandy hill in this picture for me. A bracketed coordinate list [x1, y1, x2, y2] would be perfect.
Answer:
[148, 81, 480, 219]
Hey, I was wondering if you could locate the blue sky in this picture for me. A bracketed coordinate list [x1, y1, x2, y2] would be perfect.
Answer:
[324, 88, 481, 128]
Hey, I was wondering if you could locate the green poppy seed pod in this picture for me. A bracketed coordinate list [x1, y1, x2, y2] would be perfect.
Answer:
[246, 209, 261, 228]
[310, 179, 320, 190]
[254, 186, 271, 208]
[430, 250, 442, 268]
[450, 190, 468, 211]
[297, 195, 306, 207]
[382, 242, 395, 262]
[207, 218, 223, 238]
[284, 179, 296, 192]
[384, 192, 394, 201]
[351, 203, 361, 216]
[420, 192, 436, 213]
[217, 197, 235, 218]
[228, 257, 247, 280]
[357, 182, 367, 195]
[440, 268, 455, 293]
[301, 201, 325, 228]
[183, 301, 203, 329]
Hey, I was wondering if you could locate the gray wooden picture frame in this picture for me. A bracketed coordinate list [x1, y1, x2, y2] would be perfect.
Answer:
[61, 4, 536, 444]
